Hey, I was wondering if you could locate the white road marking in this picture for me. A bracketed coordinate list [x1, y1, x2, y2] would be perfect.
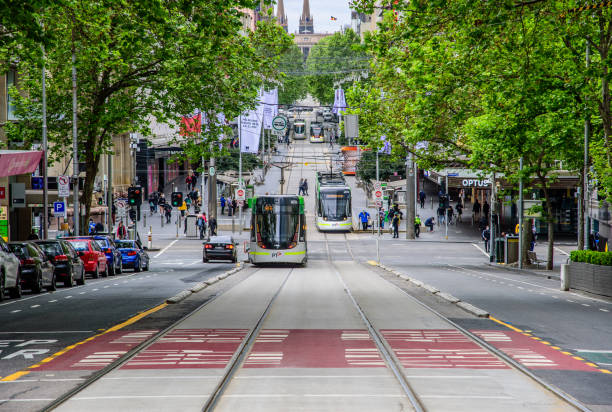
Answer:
[65, 296, 72, 299]
[471, 243, 489, 257]
[0, 331, 92, 334]
[574, 349, 612, 353]
[600, 308, 609, 312]
[30, 305, 40, 308]
[48, 300, 57, 303]
[582, 304, 590, 307]
[154, 239, 178, 258]
[0, 293, 48, 307]
[554, 247, 570, 256]
[10, 310, 21, 313]
[92, 289, 99, 291]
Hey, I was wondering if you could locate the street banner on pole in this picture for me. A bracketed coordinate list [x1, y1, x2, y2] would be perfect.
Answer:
[240, 90, 264, 154]
[262, 88, 278, 130]
[332, 88, 346, 115]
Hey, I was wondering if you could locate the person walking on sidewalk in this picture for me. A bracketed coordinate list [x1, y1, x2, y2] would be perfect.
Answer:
[303, 179, 309, 196]
[298, 179, 304, 196]
[482, 225, 491, 253]
[209, 216, 217, 236]
[455, 202, 463, 223]
[358, 210, 370, 231]
[116, 221, 127, 239]
[228, 197, 233, 216]
[220, 195, 226, 215]
[232, 198, 238, 215]
[197, 212, 207, 239]
[483, 200, 490, 219]
[164, 204, 172, 223]
[419, 190, 426, 208]
[392, 213, 400, 238]
[379, 208, 385, 229]
[414, 215, 421, 238]
[472, 198, 481, 221]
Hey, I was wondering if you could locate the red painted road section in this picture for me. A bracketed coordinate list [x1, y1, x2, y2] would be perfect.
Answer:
[244, 329, 385, 368]
[122, 329, 248, 369]
[381, 330, 508, 369]
[36, 330, 158, 371]
[471, 330, 601, 371]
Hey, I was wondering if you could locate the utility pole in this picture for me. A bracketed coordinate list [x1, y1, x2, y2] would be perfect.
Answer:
[107, 154, 113, 234]
[583, 43, 591, 249]
[518, 157, 524, 269]
[209, 155, 217, 221]
[406, 153, 415, 239]
[376, 150, 380, 262]
[41, 43, 48, 239]
[71, 39, 79, 236]
[490, 172, 496, 262]
[238, 114, 243, 232]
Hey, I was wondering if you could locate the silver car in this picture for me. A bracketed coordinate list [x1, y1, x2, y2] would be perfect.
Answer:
[0, 237, 21, 299]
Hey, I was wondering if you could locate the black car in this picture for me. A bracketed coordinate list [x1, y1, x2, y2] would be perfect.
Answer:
[35, 240, 85, 287]
[203, 236, 237, 263]
[8, 242, 56, 293]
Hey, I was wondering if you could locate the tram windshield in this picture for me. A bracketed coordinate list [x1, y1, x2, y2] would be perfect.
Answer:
[294, 123, 305, 134]
[311, 126, 322, 136]
[319, 189, 351, 220]
[255, 198, 301, 249]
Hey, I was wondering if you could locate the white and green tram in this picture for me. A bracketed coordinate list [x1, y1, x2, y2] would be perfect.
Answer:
[315, 172, 353, 232]
[248, 195, 307, 265]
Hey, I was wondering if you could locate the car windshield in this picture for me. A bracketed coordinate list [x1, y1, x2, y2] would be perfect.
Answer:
[320, 189, 350, 220]
[37, 243, 63, 256]
[115, 240, 136, 249]
[69, 241, 90, 251]
[95, 239, 107, 248]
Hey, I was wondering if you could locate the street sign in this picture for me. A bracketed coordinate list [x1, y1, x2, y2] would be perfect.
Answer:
[238, 200, 245, 207]
[116, 199, 128, 217]
[58, 175, 70, 198]
[209, 166, 216, 177]
[272, 129, 284, 136]
[375, 200, 383, 208]
[374, 190, 383, 199]
[373, 181, 382, 191]
[272, 115, 288, 131]
[53, 201, 66, 217]
[236, 188, 246, 201]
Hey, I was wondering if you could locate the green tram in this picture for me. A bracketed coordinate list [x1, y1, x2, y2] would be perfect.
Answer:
[247, 195, 307, 265]
[315, 172, 353, 231]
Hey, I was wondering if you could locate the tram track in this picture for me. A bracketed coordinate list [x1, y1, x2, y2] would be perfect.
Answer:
[326, 232, 590, 412]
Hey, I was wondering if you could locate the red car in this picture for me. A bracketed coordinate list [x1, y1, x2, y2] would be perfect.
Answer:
[66, 239, 108, 278]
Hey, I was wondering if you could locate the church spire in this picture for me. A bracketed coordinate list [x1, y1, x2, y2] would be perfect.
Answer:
[276, 0, 288, 33]
[299, 0, 313, 34]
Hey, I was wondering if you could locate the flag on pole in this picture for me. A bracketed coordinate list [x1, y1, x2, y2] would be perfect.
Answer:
[378, 135, 391, 154]
[332, 88, 346, 115]
[262, 88, 278, 130]
[331, 16, 338, 21]
[240, 90, 264, 154]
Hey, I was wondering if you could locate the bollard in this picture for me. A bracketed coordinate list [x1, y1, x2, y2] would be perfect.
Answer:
[560, 264, 570, 291]
[148, 225, 152, 249]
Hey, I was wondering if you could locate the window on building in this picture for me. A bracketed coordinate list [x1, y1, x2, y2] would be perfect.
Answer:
[7, 69, 17, 121]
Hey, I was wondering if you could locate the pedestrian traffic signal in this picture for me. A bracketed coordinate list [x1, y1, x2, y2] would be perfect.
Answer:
[97, 197, 103, 205]
[171, 191, 183, 207]
[128, 186, 142, 206]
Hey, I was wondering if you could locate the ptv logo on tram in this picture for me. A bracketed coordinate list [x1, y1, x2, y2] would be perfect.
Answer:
[271, 252, 284, 258]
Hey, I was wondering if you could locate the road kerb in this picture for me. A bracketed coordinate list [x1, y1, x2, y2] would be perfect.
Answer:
[435, 291, 461, 303]
[168, 264, 246, 304]
[166, 290, 192, 304]
[190, 282, 208, 293]
[456, 301, 489, 318]
[422, 283, 440, 294]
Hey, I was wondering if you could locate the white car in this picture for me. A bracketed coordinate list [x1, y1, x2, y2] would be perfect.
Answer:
[0, 237, 21, 299]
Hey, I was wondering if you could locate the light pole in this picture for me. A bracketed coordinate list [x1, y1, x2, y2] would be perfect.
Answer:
[41, 43, 48, 239]
[71, 45, 79, 236]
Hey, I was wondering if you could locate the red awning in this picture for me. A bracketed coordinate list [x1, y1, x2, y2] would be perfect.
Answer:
[0, 150, 43, 177]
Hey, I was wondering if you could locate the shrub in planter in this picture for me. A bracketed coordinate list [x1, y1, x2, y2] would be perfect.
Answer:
[570, 250, 612, 266]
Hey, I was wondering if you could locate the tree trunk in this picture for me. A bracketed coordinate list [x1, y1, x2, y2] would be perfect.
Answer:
[578, 172, 584, 250]
[542, 185, 554, 271]
[81, 148, 101, 234]
[521, 217, 531, 266]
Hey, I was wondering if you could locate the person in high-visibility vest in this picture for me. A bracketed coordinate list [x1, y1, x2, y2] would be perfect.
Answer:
[178, 200, 187, 217]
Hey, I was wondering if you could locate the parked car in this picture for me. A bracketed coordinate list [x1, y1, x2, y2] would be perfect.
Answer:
[114, 240, 149, 272]
[8, 242, 56, 293]
[203, 236, 237, 263]
[93, 235, 122, 275]
[35, 240, 85, 287]
[0, 237, 21, 299]
[66, 239, 108, 278]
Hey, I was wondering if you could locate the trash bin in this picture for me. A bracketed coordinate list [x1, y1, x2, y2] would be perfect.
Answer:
[495, 238, 505, 263]
[505, 236, 519, 264]
[184, 214, 199, 237]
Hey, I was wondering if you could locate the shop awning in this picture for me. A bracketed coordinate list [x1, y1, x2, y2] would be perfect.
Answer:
[0, 150, 43, 177]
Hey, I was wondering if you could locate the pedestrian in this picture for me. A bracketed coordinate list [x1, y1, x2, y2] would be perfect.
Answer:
[164, 204, 172, 223]
[149, 192, 157, 215]
[437, 204, 446, 225]
[358, 210, 370, 231]
[414, 215, 421, 238]
[95, 221, 104, 233]
[392, 213, 400, 238]
[447, 205, 454, 224]
[303, 179, 309, 196]
[228, 197, 233, 216]
[472, 198, 481, 220]
[179, 200, 187, 217]
[454, 201, 463, 221]
[220, 195, 226, 215]
[379, 208, 385, 229]
[116, 221, 127, 239]
[483, 200, 490, 219]
[209, 216, 217, 236]
[197, 212, 207, 239]
[88, 218, 96, 234]
[185, 195, 192, 212]
[298, 178, 304, 195]
[27, 230, 39, 240]
[424, 216, 435, 231]
[419, 190, 426, 208]
[482, 225, 491, 253]
[232, 198, 238, 215]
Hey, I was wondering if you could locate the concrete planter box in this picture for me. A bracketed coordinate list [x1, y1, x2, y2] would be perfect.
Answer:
[568, 261, 612, 297]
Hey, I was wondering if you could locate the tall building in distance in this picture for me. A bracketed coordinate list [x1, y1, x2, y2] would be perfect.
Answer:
[299, 0, 314, 34]
[276, 0, 288, 33]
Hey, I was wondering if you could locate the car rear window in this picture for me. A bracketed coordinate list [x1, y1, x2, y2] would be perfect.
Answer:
[8, 244, 27, 257]
[210, 236, 231, 243]
[95, 239, 107, 248]
[68, 241, 89, 251]
[115, 240, 135, 248]
[38, 243, 63, 255]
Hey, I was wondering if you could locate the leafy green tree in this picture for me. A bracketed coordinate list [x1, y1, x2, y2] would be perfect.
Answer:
[356, 150, 405, 182]
[305, 29, 369, 105]
[278, 43, 308, 105]
[5, 0, 290, 233]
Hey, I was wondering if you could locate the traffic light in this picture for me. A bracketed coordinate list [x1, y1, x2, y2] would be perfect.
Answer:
[97, 197, 103, 206]
[129, 208, 136, 221]
[128, 186, 142, 206]
[171, 191, 183, 207]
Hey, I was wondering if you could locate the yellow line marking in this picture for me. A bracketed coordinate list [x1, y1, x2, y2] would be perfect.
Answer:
[489, 316, 523, 333]
[541, 341, 550, 345]
[1, 371, 30, 382]
[586, 362, 597, 367]
[4, 302, 168, 381]
[531, 337, 541, 340]
[561, 351, 572, 355]
[573, 356, 584, 361]
[368, 260, 378, 266]
[551, 346, 560, 350]
[600, 369, 611, 374]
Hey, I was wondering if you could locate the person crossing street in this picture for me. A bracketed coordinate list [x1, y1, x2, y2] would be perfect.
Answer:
[358, 210, 370, 231]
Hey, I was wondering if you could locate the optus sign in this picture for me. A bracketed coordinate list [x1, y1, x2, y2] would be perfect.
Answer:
[462, 179, 491, 187]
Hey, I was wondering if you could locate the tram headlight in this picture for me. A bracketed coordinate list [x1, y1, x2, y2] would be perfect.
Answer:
[323, 217, 327, 221]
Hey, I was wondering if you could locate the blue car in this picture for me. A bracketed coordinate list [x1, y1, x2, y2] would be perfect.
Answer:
[63, 236, 122, 276]
[115, 240, 149, 272]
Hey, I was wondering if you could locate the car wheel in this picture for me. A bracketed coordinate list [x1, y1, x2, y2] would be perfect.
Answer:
[76, 268, 85, 285]
[9, 273, 22, 299]
[134, 259, 141, 272]
[109, 263, 115, 276]
[116, 261, 122, 274]
[92, 265, 100, 279]
[64, 271, 75, 287]
[102, 265, 109, 278]
[32, 272, 43, 294]
[47, 273, 57, 291]
[0, 273, 5, 301]
[143, 260, 149, 271]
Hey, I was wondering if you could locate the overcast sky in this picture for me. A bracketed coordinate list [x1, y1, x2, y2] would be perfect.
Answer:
[279, 0, 352, 34]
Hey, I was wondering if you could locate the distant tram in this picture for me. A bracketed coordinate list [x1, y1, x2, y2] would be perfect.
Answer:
[248, 195, 307, 265]
[309, 123, 325, 143]
[292, 119, 307, 140]
[315, 172, 353, 231]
